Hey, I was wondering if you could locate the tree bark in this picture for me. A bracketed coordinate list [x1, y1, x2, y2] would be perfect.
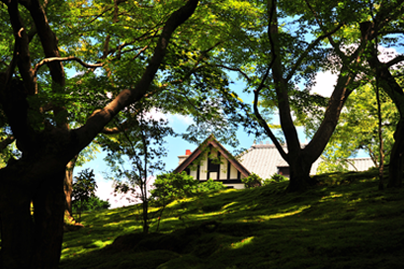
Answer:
[286, 153, 317, 192]
[388, 119, 404, 187]
[0, 153, 66, 269]
[64, 157, 77, 216]
[32, 168, 65, 268]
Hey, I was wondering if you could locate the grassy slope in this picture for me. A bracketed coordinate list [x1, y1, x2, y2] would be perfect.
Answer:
[60, 170, 404, 269]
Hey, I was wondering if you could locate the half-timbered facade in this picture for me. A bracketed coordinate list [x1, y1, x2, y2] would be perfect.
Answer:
[173, 134, 250, 189]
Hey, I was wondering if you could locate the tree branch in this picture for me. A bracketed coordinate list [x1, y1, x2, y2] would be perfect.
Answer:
[385, 55, 404, 68]
[286, 22, 344, 82]
[252, 0, 288, 161]
[303, 0, 346, 62]
[73, 0, 200, 156]
[215, 65, 252, 83]
[0, 136, 15, 151]
[34, 57, 103, 76]
[6, 0, 37, 94]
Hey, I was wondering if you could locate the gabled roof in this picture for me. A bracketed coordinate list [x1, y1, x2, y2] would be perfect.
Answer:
[174, 134, 251, 178]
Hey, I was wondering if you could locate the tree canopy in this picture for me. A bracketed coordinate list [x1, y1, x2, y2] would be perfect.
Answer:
[0, 0, 404, 267]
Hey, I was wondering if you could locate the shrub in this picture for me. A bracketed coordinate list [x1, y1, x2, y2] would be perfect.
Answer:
[263, 173, 289, 185]
[72, 196, 110, 213]
[241, 173, 262, 188]
[197, 179, 226, 193]
[151, 172, 199, 206]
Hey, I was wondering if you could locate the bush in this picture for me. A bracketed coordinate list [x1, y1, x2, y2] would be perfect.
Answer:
[197, 179, 226, 193]
[151, 173, 228, 207]
[241, 173, 262, 188]
[72, 196, 111, 212]
[151, 172, 227, 231]
[263, 173, 289, 185]
[151, 172, 199, 207]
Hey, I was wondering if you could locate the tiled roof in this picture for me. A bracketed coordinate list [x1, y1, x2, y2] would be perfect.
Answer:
[238, 143, 325, 180]
[345, 158, 376, 172]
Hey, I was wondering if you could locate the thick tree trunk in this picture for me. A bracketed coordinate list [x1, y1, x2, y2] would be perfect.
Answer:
[0, 194, 34, 268]
[0, 159, 66, 269]
[32, 168, 65, 268]
[286, 154, 317, 192]
[388, 119, 404, 188]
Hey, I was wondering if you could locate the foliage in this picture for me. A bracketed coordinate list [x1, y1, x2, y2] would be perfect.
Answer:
[197, 178, 227, 193]
[72, 196, 110, 213]
[151, 172, 199, 207]
[263, 173, 289, 185]
[311, 84, 398, 174]
[72, 169, 98, 221]
[60, 169, 404, 269]
[241, 173, 262, 188]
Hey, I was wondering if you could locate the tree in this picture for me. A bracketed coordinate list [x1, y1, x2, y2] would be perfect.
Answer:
[102, 110, 173, 234]
[359, 20, 404, 187]
[312, 84, 398, 174]
[0, 0, 199, 267]
[71, 168, 97, 221]
[221, 0, 404, 191]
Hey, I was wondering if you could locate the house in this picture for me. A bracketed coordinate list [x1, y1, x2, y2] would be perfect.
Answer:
[174, 135, 375, 189]
[173, 134, 250, 189]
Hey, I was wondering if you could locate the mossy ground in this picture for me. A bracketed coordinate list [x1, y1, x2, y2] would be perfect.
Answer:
[60, 169, 404, 269]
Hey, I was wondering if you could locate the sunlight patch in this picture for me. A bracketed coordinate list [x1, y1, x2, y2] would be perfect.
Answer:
[253, 205, 311, 221]
[230, 236, 255, 249]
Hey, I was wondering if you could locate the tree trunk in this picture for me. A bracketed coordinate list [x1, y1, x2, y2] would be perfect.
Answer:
[32, 168, 65, 268]
[388, 119, 404, 188]
[286, 154, 317, 192]
[64, 158, 77, 216]
[142, 199, 149, 234]
[0, 193, 34, 268]
[0, 159, 66, 269]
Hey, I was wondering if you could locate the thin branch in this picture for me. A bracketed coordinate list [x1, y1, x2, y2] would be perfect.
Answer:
[34, 57, 103, 75]
[304, 0, 346, 61]
[385, 55, 404, 68]
[0, 136, 15, 151]
[252, 0, 288, 161]
[286, 23, 344, 82]
[105, 27, 162, 59]
[215, 65, 252, 82]
[132, 45, 149, 60]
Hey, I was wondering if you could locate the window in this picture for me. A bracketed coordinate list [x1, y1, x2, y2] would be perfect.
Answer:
[208, 158, 219, 172]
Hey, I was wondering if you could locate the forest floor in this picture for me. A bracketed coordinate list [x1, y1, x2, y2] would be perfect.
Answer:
[60, 169, 404, 269]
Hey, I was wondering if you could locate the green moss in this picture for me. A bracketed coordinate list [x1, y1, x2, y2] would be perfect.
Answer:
[60, 171, 404, 269]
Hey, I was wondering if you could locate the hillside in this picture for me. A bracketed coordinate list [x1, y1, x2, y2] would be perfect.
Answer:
[60, 170, 404, 269]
